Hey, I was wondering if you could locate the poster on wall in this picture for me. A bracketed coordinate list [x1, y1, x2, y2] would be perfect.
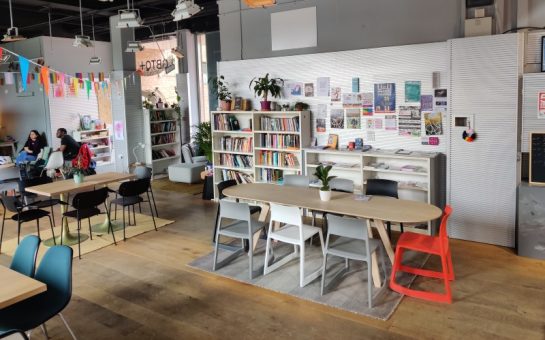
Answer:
[405, 81, 421, 102]
[384, 115, 397, 130]
[316, 77, 330, 96]
[330, 109, 344, 129]
[352, 77, 360, 92]
[361, 92, 374, 115]
[538, 92, 545, 119]
[398, 106, 422, 137]
[421, 95, 433, 111]
[342, 93, 360, 108]
[434, 88, 448, 109]
[424, 111, 443, 135]
[286, 82, 303, 96]
[345, 109, 360, 129]
[304, 83, 314, 97]
[374, 83, 396, 113]
[331, 87, 341, 102]
[366, 118, 383, 130]
[316, 119, 326, 133]
[114, 120, 125, 141]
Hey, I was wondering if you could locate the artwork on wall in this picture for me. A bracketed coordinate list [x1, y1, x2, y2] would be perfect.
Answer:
[352, 77, 360, 92]
[421, 95, 433, 111]
[424, 111, 444, 135]
[331, 87, 341, 102]
[365, 118, 383, 130]
[286, 82, 303, 96]
[316, 77, 330, 96]
[398, 106, 422, 137]
[342, 93, 360, 108]
[374, 83, 396, 113]
[345, 109, 360, 129]
[326, 134, 338, 149]
[405, 81, 421, 102]
[330, 109, 344, 129]
[434, 88, 448, 109]
[538, 92, 545, 119]
[304, 83, 314, 97]
[316, 118, 326, 133]
[384, 114, 397, 130]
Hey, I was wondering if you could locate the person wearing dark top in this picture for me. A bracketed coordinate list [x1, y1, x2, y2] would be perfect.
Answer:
[56, 128, 80, 160]
[15, 130, 45, 165]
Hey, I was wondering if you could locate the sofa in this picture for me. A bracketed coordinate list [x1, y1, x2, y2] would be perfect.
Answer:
[168, 144, 207, 184]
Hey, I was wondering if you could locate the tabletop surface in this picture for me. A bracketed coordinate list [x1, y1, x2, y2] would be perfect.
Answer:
[0, 266, 47, 309]
[24, 172, 136, 197]
[223, 183, 442, 223]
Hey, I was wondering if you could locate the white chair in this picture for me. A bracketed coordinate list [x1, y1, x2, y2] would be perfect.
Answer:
[263, 203, 325, 287]
[40, 151, 64, 179]
[213, 200, 266, 279]
[321, 214, 387, 308]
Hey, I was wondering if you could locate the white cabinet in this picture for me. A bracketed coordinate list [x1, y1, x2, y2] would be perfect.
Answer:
[143, 108, 181, 176]
[72, 128, 112, 167]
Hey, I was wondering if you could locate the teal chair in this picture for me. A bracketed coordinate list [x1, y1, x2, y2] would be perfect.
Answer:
[0, 245, 76, 340]
[9, 235, 40, 278]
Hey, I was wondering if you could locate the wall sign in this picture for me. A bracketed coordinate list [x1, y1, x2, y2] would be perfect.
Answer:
[135, 49, 177, 76]
[538, 92, 545, 119]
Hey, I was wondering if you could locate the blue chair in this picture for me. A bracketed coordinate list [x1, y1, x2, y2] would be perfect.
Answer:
[9, 235, 40, 278]
[0, 245, 76, 340]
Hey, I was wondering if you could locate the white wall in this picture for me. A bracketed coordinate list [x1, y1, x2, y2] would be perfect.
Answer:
[41, 37, 113, 74]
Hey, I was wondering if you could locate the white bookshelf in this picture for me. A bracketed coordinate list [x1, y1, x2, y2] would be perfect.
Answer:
[211, 110, 311, 198]
[143, 108, 181, 176]
[304, 148, 444, 235]
[72, 128, 113, 167]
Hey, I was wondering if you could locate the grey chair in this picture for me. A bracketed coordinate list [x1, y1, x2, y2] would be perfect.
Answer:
[282, 175, 310, 187]
[321, 214, 387, 308]
[213, 200, 266, 279]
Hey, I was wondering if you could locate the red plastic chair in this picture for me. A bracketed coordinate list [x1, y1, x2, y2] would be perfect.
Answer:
[389, 205, 454, 303]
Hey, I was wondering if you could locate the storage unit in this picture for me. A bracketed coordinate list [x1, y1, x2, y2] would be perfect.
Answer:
[304, 148, 444, 235]
[143, 108, 181, 176]
[72, 128, 113, 167]
[211, 110, 311, 198]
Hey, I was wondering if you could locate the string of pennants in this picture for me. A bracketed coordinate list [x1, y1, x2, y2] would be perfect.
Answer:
[0, 46, 141, 99]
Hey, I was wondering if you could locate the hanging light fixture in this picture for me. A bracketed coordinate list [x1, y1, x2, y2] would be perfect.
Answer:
[172, 0, 202, 21]
[171, 46, 184, 59]
[117, 0, 143, 28]
[73, 0, 93, 47]
[244, 0, 276, 8]
[125, 41, 144, 53]
[89, 15, 101, 64]
[2, 0, 26, 42]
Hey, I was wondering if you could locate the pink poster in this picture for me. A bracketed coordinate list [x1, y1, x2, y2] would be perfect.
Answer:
[538, 92, 545, 119]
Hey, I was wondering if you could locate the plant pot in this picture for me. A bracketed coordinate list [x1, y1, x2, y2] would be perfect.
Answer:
[319, 189, 331, 201]
[220, 100, 232, 111]
[260, 101, 272, 111]
[73, 173, 84, 184]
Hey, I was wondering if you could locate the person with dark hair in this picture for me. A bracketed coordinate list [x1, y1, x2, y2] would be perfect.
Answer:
[56, 128, 80, 161]
[15, 130, 45, 165]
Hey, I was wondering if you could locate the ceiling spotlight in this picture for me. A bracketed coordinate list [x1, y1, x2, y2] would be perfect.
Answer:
[172, 0, 202, 21]
[171, 47, 184, 59]
[126, 41, 144, 53]
[117, 9, 143, 28]
[89, 56, 102, 65]
[73, 35, 93, 48]
[2, 27, 26, 42]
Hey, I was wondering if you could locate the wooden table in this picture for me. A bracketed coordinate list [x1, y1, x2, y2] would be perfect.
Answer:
[25, 172, 136, 246]
[223, 183, 442, 287]
[0, 266, 46, 309]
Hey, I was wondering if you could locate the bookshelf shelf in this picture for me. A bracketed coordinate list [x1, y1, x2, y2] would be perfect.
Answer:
[72, 128, 112, 166]
[144, 108, 181, 175]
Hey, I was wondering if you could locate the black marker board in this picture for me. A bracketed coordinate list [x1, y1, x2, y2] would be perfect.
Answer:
[530, 132, 545, 186]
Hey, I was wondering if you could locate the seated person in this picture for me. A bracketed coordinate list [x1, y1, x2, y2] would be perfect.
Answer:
[56, 128, 80, 161]
[15, 130, 45, 165]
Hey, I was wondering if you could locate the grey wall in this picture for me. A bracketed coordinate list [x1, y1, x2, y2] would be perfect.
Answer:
[219, 0, 464, 61]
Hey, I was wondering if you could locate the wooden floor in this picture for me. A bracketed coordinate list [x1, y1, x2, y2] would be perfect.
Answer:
[1, 188, 544, 339]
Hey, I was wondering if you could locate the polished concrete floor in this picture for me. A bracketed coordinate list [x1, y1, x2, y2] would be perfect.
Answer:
[0, 188, 544, 339]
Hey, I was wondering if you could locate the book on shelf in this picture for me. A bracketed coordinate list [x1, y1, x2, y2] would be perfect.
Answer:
[152, 148, 177, 160]
[259, 116, 300, 132]
[219, 154, 253, 168]
[221, 169, 254, 184]
[259, 134, 300, 149]
[257, 150, 299, 168]
[219, 136, 253, 152]
[260, 168, 283, 183]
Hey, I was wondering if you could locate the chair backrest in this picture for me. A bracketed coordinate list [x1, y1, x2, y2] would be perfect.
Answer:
[0, 194, 23, 213]
[10, 235, 40, 278]
[45, 151, 64, 170]
[181, 144, 194, 164]
[283, 175, 310, 187]
[38, 146, 52, 162]
[326, 214, 368, 241]
[219, 200, 251, 227]
[269, 203, 302, 226]
[330, 178, 355, 193]
[439, 205, 453, 251]
[134, 166, 152, 179]
[71, 187, 109, 210]
[217, 180, 238, 199]
[365, 179, 398, 198]
[118, 178, 150, 197]
[34, 245, 73, 316]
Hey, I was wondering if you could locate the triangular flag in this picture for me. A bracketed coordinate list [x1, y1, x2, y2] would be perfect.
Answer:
[86, 80, 91, 99]
[0, 47, 3, 60]
[40, 66, 50, 95]
[18, 56, 29, 92]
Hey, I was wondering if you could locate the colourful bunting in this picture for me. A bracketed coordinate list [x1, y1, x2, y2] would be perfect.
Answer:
[86, 80, 91, 99]
[40, 66, 50, 94]
[0, 47, 3, 60]
[18, 56, 29, 92]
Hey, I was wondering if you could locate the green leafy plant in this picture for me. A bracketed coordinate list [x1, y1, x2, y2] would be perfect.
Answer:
[210, 75, 232, 101]
[192, 121, 212, 162]
[314, 164, 336, 191]
[249, 73, 284, 102]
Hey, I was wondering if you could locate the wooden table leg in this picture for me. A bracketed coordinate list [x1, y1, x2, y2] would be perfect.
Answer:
[374, 219, 395, 263]
[367, 220, 382, 288]
[253, 203, 270, 250]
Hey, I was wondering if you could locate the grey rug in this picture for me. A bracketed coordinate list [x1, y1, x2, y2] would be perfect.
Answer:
[188, 239, 428, 321]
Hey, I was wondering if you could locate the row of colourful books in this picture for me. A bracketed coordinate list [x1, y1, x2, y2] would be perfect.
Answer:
[257, 151, 299, 167]
[150, 121, 177, 133]
[219, 136, 253, 153]
[152, 134, 176, 145]
[213, 113, 240, 131]
[219, 154, 253, 168]
[259, 134, 299, 149]
[221, 170, 254, 184]
[259, 168, 283, 182]
[151, 149, 177, 160]
[259, 116, 299, 132]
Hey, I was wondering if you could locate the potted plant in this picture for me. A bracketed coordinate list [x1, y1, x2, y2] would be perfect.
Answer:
[293, 101, 309, 111]
[249, 73, 284, 111]
[192, 121, 213, 163]
[210, 75, 232, 111]
[71, 156, 85, 184]
[314, 164, 336, 201]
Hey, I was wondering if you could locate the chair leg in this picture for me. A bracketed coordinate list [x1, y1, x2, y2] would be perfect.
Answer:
[122, 206, 126, 241]
[447, 248, 455, 280]
[248, 237, 254, 280]
[0, 216, 5, 254]
[212, 205, 220, 244]
[17, 220, 21, 244]
[60, 216, 66, 245]
[77, 220, 81, 259]
[104, 203, 116, 245]
[320, 253, 328, 295]
[47, 215, 56, 245]
[41, 323, 49, 339]
[149, 187, 159, 217]
[367, 257, 373, 309]
[58, 313, 77, 340]
[88, 218, 93, 240]
[36, 218, 41, 239]
[147, 192, 157, 231]
[440, 253, 453, 303]
[299, 242, 305, 287]
[399, 222, 404, 234]
[50, 204, 56, 227]
[263, 235, 272, 275]
[138, 201, 142, 214]
[386, 221, 392, 241]
[212, 227, 221, 271]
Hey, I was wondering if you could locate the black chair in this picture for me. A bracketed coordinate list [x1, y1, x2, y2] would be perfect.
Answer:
[0, 194, 55, 254]
[61, 187, 115, 259]
[212, 180, 262, 246]
[109, 178, 157, 241]
[134, 166, 159, 218]
[19, 177, 60, 226]
[366, 179, 404, 239]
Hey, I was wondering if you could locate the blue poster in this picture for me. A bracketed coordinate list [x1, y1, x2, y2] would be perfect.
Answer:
[374, 83, 396, 113]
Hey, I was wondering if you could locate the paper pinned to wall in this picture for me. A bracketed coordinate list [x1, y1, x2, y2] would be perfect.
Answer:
[316, 77, 330, 97]
[114, 120, 124, 141]
[538, 92, 545, 119]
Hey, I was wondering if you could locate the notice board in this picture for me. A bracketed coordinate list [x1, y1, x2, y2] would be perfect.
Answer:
[530, 132, 545, 186]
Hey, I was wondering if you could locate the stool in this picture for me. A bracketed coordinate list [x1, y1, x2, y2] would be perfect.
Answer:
[168, 163, 205, 184]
